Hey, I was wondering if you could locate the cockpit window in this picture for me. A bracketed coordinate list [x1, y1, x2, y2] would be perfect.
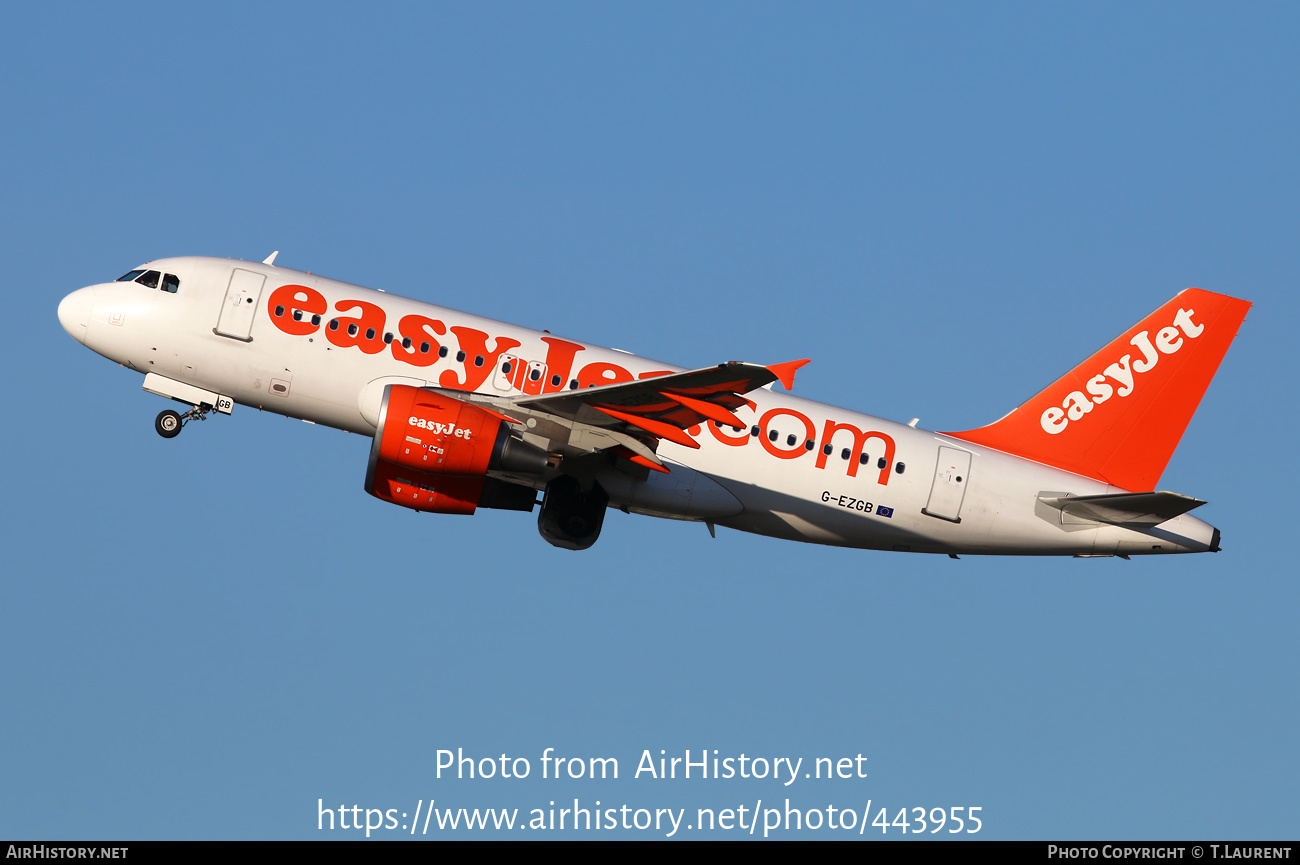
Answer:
[115, 267, 179, 292]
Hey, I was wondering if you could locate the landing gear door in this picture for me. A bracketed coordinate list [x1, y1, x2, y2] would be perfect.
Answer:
[923, 446, 972, 523]
[215, 268, 267, 341]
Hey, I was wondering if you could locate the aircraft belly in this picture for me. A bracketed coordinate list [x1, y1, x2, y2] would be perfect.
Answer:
[598, 462, 743, 520]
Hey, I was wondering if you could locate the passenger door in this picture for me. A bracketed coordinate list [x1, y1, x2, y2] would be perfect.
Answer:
[215, 268, 266, 341]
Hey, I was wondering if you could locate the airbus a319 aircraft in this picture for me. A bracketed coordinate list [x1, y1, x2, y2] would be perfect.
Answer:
[58, 255, 1250, 555]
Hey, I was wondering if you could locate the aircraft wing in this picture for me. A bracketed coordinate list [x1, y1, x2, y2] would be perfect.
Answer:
[428, 359, 809, 472]
[516, 359, 809, 434]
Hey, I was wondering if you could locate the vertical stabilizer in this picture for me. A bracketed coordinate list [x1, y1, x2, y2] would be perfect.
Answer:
[944, 289, 1250, 491]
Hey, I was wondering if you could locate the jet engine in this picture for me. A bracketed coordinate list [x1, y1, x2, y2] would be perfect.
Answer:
[365, 385, 547, 515]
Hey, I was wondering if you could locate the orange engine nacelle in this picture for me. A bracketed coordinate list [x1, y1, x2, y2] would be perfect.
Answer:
[376, 384, 504, 475]
[368, 460, 485, 515]
[365, 385, 549, 515]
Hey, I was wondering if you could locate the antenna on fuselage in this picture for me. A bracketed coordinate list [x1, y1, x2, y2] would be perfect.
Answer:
[262, 251, 280, 266]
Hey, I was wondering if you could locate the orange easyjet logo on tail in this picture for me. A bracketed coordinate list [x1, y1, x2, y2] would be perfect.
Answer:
[1040, 307, 1204, 435]
[945, 288, 1251, 492]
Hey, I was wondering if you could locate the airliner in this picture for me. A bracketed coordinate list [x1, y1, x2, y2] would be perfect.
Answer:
[57, 254, 1250, 555]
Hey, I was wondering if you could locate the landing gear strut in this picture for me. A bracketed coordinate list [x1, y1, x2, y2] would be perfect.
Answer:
[154, 404, 213, 438]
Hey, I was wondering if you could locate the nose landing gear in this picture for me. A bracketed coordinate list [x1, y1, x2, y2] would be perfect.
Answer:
[154, 404, 214, 438]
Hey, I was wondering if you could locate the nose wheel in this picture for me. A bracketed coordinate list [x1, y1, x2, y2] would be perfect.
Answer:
[154, 404, 214, 438]
[155, 410, 182, 438]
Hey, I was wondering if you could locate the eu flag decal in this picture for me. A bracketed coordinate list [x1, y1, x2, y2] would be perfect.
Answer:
[876, 505, 894, 518]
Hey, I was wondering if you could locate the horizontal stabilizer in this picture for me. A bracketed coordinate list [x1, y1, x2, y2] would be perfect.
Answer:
[1037, 490, 1206, 526]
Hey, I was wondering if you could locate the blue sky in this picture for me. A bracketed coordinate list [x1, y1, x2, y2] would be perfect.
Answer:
[2, 2, 1296, 839]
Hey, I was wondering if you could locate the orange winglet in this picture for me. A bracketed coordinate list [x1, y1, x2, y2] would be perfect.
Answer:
[766, 358, 811, 391]
[610, 445, 671, 474]
[592, 405, 702, 449]
[658, 391, 745, 428]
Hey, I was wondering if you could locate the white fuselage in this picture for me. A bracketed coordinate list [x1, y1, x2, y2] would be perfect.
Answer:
[58, 256, 1219, 556]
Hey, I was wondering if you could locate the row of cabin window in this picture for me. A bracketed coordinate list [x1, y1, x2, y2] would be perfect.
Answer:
[270, 306, 584, 389]
[272, 304, 905, 461]
[117, 269, 180, 293]
[270, 302, 903, 461]
[273, 306, 448, 355]
[725, 421, 905, 472]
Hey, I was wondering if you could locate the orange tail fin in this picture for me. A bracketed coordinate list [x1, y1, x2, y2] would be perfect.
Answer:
[944, 288, 1251, 491]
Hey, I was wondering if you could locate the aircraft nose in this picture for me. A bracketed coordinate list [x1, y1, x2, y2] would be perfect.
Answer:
[58, 287, 95, 343]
